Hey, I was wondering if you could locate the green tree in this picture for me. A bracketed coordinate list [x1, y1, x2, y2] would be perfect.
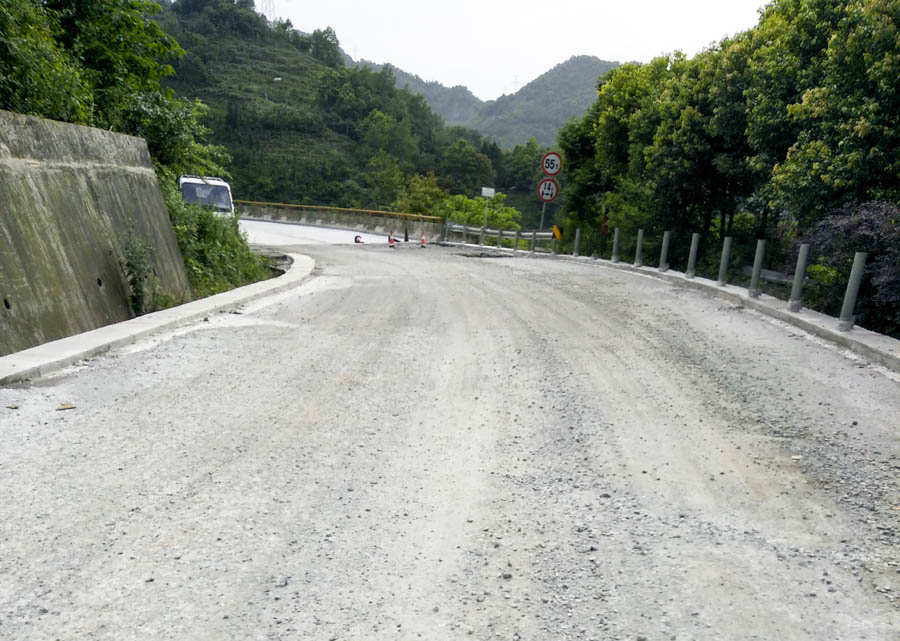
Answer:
[498, 138, 544, 192]
[392, 174, 450, 215]
[363, 151, 406, 208]
[439, 139, 495, 196]
[42, 0, 184, 130]
[557, 60, 664, 253]
[0, 0, 92, 122]
[769, 0, 900, 222]
[360, 109, 417, 161]
[119, 91, 230, 177]
[440, 193, 522, 230]
[310, 27, 343, 68]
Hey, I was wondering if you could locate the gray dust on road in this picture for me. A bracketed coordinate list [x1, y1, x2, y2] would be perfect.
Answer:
[1, 242, 898, 640]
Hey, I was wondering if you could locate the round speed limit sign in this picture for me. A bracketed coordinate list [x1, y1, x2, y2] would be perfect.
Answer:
[537, 178, 560, 203]
[541, 151, 562, 176]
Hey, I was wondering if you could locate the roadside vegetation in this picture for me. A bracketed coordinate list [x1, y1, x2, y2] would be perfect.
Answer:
[558, 0, 899, 336]
[0, 0, 268, 307]
[159, 168, 272, 298]
[153, 0, 554, 225]
[3, 0, 896, 334]
[0, 0, 553, 232]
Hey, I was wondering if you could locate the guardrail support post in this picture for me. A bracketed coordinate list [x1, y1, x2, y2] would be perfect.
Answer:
[749, 239, 766, 298]
[659, 231, 671, 272]
[531, 230, 537, 252]
[573, 228, 582, 257]
[634, 229, 644, 267]
[788, 243, 810, 312]
[838, 252, 867, 331]
[611, 228, 620, 263]
[496, 228, 502, 249]
[686, 233, 700, 278]
[514, 229, 521, 252]
[479, 226, 486, 246]
[551, 237, 557, 255]
[717, 237, 733, 287]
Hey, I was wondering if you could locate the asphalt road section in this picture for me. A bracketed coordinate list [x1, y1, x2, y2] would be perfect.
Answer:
[1, 235, 898, 640]
[240, 219, 386, 246]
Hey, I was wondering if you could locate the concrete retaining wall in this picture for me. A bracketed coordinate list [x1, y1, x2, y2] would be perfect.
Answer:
[238, 203, 444, 240]
[0, 110, 192, 357]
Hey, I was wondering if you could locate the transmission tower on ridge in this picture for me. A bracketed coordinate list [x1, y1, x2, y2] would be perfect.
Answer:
[259, 0, 275, 19]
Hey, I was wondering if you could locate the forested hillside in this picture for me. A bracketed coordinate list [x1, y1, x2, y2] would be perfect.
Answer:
[361, 55, 620, 148]
[559, 0, 899, 336]
[355, 60, 483, 125]
[153, 0, 556, 224]
[468, 56, 619, 148]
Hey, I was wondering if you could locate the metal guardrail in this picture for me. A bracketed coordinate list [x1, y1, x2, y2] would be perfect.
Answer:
[234, 199, 443, 223]
[443, 223, 557, 252]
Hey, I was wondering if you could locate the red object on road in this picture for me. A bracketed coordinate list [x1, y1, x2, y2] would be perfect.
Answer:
[388, 232, 395, 248]
[420, 233, 427, 248]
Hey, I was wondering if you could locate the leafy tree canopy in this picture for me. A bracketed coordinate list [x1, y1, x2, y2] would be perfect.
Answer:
[439, 139, 496, 196]
[560, 0, 898, 262]
[1, 0, 226, 176]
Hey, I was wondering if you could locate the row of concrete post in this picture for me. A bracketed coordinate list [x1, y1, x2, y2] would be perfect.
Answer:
[571, 227, 868, 333]
[445, 221, 868, 332]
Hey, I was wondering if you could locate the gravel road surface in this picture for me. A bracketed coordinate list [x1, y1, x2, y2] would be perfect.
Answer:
[1, 232, 898, 640]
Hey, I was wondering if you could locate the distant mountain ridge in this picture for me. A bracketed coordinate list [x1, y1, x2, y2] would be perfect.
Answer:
[354, 60, 483, 124]
[468, 56, 620, 148]
[356, 55, 620, 148]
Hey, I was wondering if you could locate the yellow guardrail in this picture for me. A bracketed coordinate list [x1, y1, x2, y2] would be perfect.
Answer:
[234, 199, 443, 223]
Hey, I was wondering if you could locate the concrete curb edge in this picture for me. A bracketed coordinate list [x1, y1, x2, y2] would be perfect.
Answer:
[0, 253, 315, 386]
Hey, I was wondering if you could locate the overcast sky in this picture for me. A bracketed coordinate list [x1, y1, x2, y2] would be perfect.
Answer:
[267, 0, 768, 101]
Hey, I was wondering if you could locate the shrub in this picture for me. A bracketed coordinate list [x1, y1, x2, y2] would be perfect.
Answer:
[800, 201, 900, 337]
[158, 168, 272, 298]
[121, 229, 153, 315]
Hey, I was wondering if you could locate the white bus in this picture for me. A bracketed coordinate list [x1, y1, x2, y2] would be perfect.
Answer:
[178, 175, 235, 215]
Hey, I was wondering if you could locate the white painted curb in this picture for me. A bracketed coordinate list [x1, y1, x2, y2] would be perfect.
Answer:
[0, 253, 314, 385]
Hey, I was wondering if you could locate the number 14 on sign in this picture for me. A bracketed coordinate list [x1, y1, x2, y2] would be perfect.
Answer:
[538, 178, 559, 203]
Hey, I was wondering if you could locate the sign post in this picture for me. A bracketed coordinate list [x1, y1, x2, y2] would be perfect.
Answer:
[481, 187, 495, 228]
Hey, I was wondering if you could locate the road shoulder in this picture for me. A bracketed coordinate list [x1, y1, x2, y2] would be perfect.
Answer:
[0, 253, 315, 386]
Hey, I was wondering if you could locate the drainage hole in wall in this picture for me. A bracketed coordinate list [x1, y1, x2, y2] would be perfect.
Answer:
[97, 278, 103, 288]
[3, 298, 10, 310]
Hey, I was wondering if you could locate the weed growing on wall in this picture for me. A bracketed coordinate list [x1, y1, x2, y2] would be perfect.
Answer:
[121, 228, 177, 316]
[122, 229, 152, 316]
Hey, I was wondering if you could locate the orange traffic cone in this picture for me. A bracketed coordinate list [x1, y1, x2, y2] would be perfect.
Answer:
[388, 232, 395, 248]
[420, 233, 427, 248]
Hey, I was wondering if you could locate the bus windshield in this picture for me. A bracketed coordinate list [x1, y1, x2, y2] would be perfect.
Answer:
[179, 183, 233, 212]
